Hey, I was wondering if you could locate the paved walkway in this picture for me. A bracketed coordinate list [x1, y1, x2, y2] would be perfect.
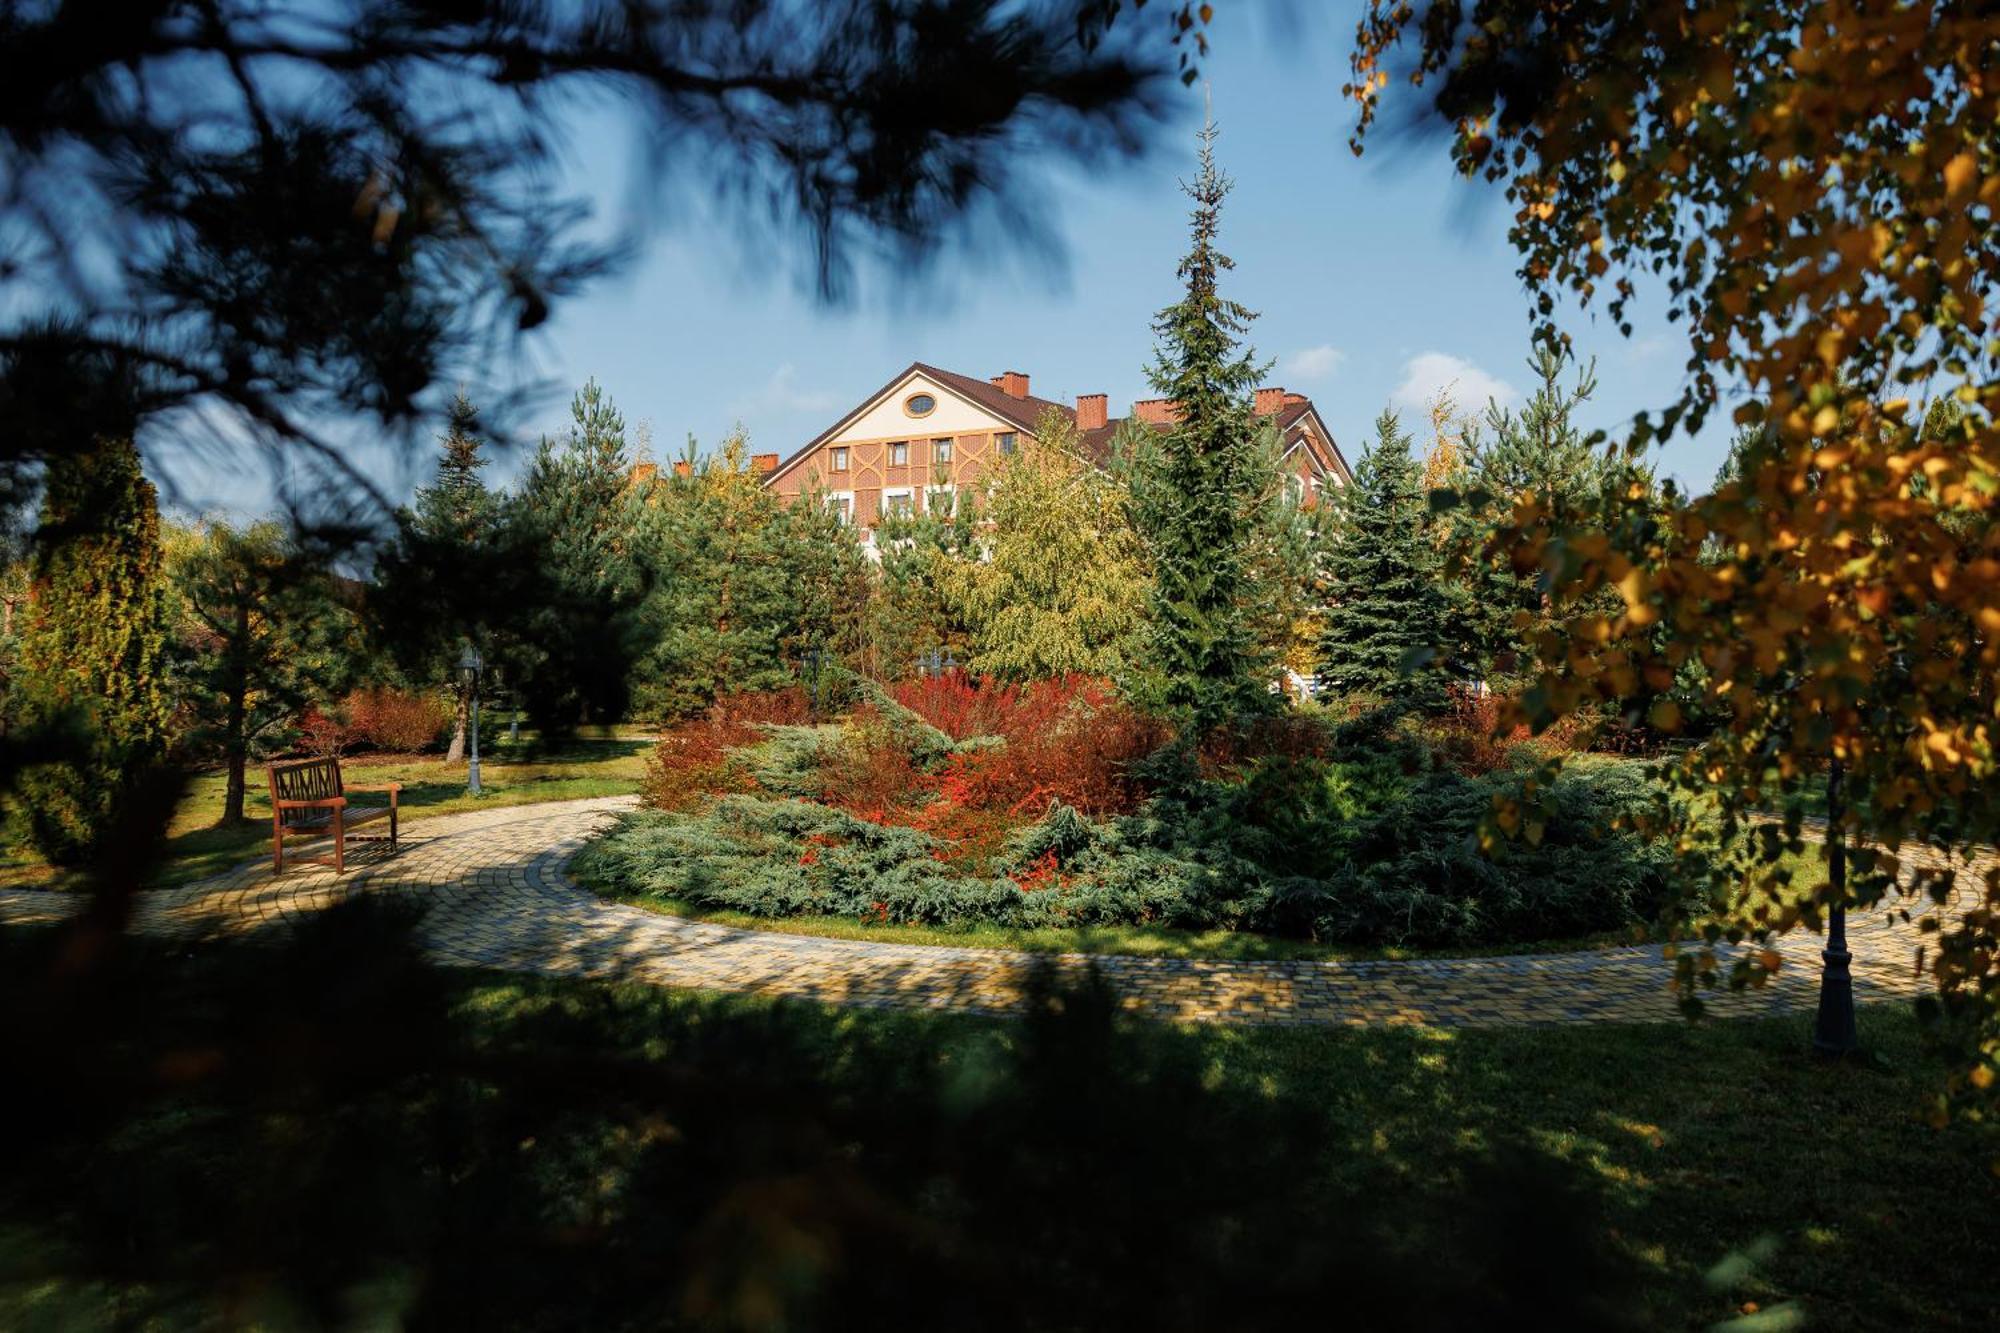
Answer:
[0, 796, 1973, 1027]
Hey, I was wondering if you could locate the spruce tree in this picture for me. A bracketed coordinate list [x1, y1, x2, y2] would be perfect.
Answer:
[1128, 118, 1276, 734]
[1316, 411, 1449, 705]
[15, 437, 173, 864]
[412, 393, 495, 544]
[509, 379, 647, 730]
[635, 429, 797, 717]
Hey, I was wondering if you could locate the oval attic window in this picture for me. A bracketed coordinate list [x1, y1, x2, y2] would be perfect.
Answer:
[904, 393, 937, 417]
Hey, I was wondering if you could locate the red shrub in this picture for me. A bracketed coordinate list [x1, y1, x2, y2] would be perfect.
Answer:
[945, 676, 1165, 817]
[642, 688, 817, 810]
[890, 672, 1021, 740]
[1427, 686, 1527, 775]
[1199, 713, 1331, 775]
[344, 687, 453, 754]
[824, 707, 934, 822]
[295, 706, 350, 758]
[712, 686, 814, 727]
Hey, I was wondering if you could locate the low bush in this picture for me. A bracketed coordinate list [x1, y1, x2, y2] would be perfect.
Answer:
[344, 687, 453, 753]
[588, 755, 1686, 948]
[641, 688, 817, 811]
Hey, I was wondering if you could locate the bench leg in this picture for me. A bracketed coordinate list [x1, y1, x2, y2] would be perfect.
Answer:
[273, 812, 283, 873]
[334, 814, 345, 875]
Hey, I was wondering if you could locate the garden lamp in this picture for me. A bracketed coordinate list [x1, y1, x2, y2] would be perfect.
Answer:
[459, 644, 484, 795]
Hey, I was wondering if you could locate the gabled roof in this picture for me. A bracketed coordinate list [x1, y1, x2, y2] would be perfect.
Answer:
[762, 361, 1350, 487]
[762, 361, 1066, 488]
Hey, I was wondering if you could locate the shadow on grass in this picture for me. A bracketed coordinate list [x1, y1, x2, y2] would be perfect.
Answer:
[3, 898, 1993, 1330]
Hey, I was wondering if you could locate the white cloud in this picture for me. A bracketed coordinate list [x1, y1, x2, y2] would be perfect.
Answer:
[1389, 351, 1519, 414]
[733, 363, 842, 417]
[1279, 344, 1346, 381]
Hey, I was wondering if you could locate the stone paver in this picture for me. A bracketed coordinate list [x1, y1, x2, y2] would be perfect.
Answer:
[0, 796, 1977, 1027]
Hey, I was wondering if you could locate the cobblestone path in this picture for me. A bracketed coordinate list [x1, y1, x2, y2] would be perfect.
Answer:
[0, 796, 1974, 1027]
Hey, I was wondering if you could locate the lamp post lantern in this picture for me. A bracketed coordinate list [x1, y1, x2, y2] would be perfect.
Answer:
[1812, 756, 1859, 1055]
[459, 644, 484, 796]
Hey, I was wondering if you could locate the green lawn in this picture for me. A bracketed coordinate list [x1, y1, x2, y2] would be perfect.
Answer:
[2, 909, 1992, 1331]
[0, 728, 651, 890]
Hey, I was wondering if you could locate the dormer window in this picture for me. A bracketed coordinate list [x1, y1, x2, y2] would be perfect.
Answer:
[830, 446, 849, 472]
[904, 393, 937, 417]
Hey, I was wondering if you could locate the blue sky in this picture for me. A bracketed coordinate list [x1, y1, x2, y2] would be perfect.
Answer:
[157, 6, 1731, 522]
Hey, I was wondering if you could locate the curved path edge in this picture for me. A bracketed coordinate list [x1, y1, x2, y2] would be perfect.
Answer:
[0, 795, 1955, 1027]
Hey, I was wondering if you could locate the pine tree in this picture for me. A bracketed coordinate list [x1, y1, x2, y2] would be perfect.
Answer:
[14, 437, 173, 864]
[634, 429, 797, 717]
[1128, 117, 1277, 734]
[412, 393, 495, 545]
[509, 379, 647, 730]
[958, 410, 1149, 680]
[415, 394, 498, 759]
[1458, 347, 1611, 684]
[1316, 411, 1449, 705]
[167, 520, 359, 823]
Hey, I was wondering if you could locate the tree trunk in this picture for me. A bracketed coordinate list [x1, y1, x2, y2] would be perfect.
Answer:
[446, 680, 469, 763]
[222, 604, 251, 824]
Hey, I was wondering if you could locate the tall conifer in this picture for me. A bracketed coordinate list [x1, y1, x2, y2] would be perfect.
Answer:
[1129, 117, 1274, 734]
[15, 437, 173, 863]
[1317, 412, 1449, 705]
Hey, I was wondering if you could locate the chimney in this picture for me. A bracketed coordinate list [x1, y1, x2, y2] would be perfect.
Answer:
[751, 452, 779, 475]
[1075, 393, 1108, 431]
[630, 461, 659, 487]
[672, 460, 693, 478]
[991, 370, 1030, 399]
[1132, 397, 1179, 425]
[1283, 392, 1307, 409]
[1254, 387, 1287, 416]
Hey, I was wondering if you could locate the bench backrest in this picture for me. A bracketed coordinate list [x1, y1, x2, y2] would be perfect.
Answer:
[269, 757, 344, 828]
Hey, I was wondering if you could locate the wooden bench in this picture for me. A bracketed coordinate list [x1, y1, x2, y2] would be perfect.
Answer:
[268, 757, 400, 873]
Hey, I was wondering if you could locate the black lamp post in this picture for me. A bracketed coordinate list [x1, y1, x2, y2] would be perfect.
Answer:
[459, 644, 484, 796]
[1812, 756, 1859, 1055]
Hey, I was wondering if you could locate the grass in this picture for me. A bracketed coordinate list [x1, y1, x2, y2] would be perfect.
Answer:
[2, 909, 1992, 1331]
[0, 726, 651, 890]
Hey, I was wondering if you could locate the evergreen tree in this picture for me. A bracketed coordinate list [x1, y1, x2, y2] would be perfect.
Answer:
[634, 429, 797, 718]
[1128, 118, 1277, 734]
[866, 486, 982, 678]
[509, 380, 648, 731]
[373, 394, 506, 760]
[14, 437, 173, 864]
[1450, 347, 1612, 684]
[412, 393, 496, 545]
[1316, 411, 1449, 705]
[768, 482, 871, 690]
[166, 520, 360, 824]
[958, 411, 1149, 680]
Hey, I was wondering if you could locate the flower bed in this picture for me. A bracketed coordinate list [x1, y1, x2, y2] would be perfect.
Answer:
[587, 681, 1692, 949]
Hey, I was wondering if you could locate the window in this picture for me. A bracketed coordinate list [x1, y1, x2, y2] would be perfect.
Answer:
[827, 492, 854, 525]
[883, 488, 914, 519]
[926, 484, 956, 516]
[904, 393, 937, 417]
[933, 437, 954, 464]
[830, 446, 849, 472]
[997, 432, 1017, 456]
[889, 441, 908, 467]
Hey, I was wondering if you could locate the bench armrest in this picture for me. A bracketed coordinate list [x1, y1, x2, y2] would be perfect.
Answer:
[343, 782, 402, 794]
[275, 796, 345, 810]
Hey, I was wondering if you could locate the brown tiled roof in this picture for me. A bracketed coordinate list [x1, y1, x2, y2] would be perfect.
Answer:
[760, 361, 1349, 486]
[914, 363, 1073, 435]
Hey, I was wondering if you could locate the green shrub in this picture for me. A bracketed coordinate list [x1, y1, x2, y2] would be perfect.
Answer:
[583, 754, 1687, 949]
